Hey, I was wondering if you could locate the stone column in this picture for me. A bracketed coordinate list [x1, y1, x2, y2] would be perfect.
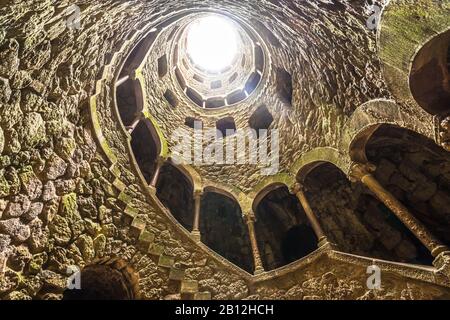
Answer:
[149, 158, 164, 188]
[349, 162, 449, 259]
[191, 191, 202, 242]
[439, 116, 450, 151]
[116, 75, 130, 87]
[244, 214, 265, 275]
[0, 253, 6, 274]
[291, 183, 329, 247]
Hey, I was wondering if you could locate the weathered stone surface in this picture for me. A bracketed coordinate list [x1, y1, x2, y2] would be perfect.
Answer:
[0, 96, 22, 129]
[3, 128, 21, 153]
[56, 137, 76, 160]
[11, 70, 32, 90]
[45, 154, 67, 180]
[28, 252, 48, 274]
[48, 215, 71, 246]
[76, 234, 95, 262]
[93, 234, 107, 257]
[0, 219, 31, 242]
[8, 245, 32, 272]
[28, 218, 48, 253]
[18, 113, 46, 149]
[0, 270, 19, 295]
[0, 77, 11, 104]
[0, 127, 3, 155]
[0, 39, 19, 78]
[41, 181, 56, 201]
[19, 168, 42, 200]
[0, 234, 11, 253]
[3, 194, 31, 218]
[23, 202, 43, 222]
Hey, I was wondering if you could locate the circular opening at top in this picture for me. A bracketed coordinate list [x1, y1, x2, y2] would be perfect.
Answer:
[186, 15, 239, 73]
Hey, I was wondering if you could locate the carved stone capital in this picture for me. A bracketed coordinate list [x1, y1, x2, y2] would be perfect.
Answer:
[439, 116, 450, 151]
[254, 266, 265, 275]
[348, 162, 376, 183]
[290, 182, 305, 195]
[155, 156, 166, 167]
[193, 189, 203, 199]
[243, 213, 256, 225]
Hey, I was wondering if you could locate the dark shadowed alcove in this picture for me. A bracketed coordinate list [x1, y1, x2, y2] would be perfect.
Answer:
[116, 79, 139, 127]
[254, 186, 317, 270]
[156, 164, 194, 230]
[304, 162, 434, 265]
[200, 192, 253, 273]
[366, 125, 450, 252]
[275, 67, 293, 106]
[130, 120, 159, 184]
[249, 104, 274, 137]
[410, 30, 450, 116]
[216, 117, 236, 137]
[63, 265, 136, 300]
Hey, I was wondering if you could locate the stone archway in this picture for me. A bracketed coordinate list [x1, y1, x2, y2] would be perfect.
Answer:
[63, 263, 138, 300]
[199, 191, 253, 273]
[253, 185, 317, 270]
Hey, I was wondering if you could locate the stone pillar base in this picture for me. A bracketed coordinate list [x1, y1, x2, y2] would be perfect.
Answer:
[318, 237, 337, 250]
[148, 185, 157, 195]
[191, 231, 201, 242]
[254, 266, 265, 275]
[433, 251, 450, 278]
[433, 251, 450, 286]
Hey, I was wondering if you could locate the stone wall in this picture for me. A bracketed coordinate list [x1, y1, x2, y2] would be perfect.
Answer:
[0, 0, 449, 300]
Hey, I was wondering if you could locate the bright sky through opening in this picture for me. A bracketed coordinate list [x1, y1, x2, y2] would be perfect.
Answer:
[186, 15, 238, 73]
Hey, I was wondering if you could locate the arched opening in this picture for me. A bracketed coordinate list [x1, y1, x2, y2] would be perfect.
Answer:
[63, 264, 137, 300]
[249, 104, 273, 137]
[171, 13, 267, 111]
[244, 72, 261, 95]
[200, 192, 253, 273]
[175, 67, 186, 89]
[365, 124, 450, 252]
[158, 54, 168, 78]
[193, 74, 204, 83]
[226, 89, 246, 105]
[185, 117, 202, 129]
[131, 120, 159, 184]
[156, 163, 194, 231]
[254, 186, 317, 270]
[252, 20, 281, 48]
[210, 80, 222, 89]
[275, 67, 293, 106]
[410, 30, 450, 116]
[281, 225, 317, 264]
[116, 79, 139, 127]
[254, 45, 265, 71]
[186, 87, 203, 107]
[304, 161, 434, 265]
[206, 97, 226, 109]
[216, 117, 236, 137]
[164, 89, 178, 108]
[229, 72, 238, 83]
